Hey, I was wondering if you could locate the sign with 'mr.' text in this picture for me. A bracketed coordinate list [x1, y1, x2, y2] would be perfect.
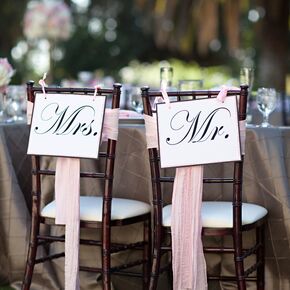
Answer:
[27, 93, 106, 159]
[156, 96, 241, 168]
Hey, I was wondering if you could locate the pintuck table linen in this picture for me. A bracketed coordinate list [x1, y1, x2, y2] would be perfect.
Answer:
[1, 122, 290, 289]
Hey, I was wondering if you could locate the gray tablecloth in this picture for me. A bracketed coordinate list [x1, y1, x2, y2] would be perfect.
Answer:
[1, 123, 290, 289]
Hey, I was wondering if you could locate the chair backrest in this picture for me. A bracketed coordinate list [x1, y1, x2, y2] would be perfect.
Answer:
[141, 85, 248, 227]
[26, 81, 121, 224]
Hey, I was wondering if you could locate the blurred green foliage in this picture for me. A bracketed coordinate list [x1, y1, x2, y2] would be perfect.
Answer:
[119, 59, 237, 89]
[0, 0, 288, 91]
[56, 0, 170, 83]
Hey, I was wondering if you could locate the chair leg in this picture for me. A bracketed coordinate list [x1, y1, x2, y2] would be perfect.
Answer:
[149, 248, 161, 290]
[143, 219, 151, 290]
[102, 254, 111, 290]
[149, 224, 163, 290]
[167, 258, 173, 290]
[237, 274, 246, 290]
[22, 217, 39, 290]
[102, 229, 111, 290]
[256, 225, 265, 290]
[234, 233, 246, 290]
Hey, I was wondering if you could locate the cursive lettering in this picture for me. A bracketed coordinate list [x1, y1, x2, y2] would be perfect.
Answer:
[166, 107, 231, 145]
[34, 103, 98, 136]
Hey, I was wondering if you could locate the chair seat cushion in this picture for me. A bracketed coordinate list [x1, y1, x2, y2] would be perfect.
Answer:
[162, 201, 268, 228]
[41, 196, 151, 222]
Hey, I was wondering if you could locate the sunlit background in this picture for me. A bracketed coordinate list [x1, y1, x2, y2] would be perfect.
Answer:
[0, 0, 288, 92]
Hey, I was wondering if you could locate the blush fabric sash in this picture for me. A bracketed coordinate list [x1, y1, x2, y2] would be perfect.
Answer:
[144, 112, 207, 290]
[28, 79, 120, 289]
[161, 88, 207, 290]
[172, 166, 207, 290]
[55, 157, 81, 290]
[54, 108, 119, 290]
[144, 87, 245, 290]
[53, 108, 119, 290]
[26, 101, 33, 125]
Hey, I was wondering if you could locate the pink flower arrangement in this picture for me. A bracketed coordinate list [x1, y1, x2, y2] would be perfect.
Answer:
[0, 58, 15, 93]
[23, 1, 72, 41]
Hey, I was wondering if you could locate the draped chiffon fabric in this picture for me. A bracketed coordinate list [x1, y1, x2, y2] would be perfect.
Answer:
[55, 157, 80, 290]
[171, 166, 207, 290]
[54, 108, 119, 290]
[144, 113, 207, 290]
[144, 87, 244, 290]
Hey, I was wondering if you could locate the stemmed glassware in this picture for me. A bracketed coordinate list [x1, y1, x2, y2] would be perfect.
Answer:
[160, 66, 173, 89]
[0, 92, 5, 122]
[240, 67, 254, 93]
[160, 66, 177, 102]
[240, 67, 255, 123]
[256, 87, 277, 127]
[5, 85, 26, 122]
[178, 79, 203, 100]
[128, 86, 143, 114]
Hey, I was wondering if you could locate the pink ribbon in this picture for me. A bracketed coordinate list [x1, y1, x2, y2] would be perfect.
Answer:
[54, 105, 119, 290]
[217, 85, 240, 103]
[102, 108, 119, 142]
[144, 85, 244, 290]
[93, 84, 101, 100]
[148, 87, 207, 289]
[149, 86, 207, 289]
[144, 113, 207, 290]
[26, 101, 33, 125]
[216, 86, 246, 155]
[171, 166, 207, 290]
[38, 72, 48, 96]
[239, 120, 246, 155]
[26, 74, 47, 124]
[55, 157, 80, 290]
[143, 114, 158, 149]
[160, 81, 171, 108]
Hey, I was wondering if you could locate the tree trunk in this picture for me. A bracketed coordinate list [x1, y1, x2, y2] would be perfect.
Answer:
[257, 0, 288, 93]
[0, 0, 28, 56]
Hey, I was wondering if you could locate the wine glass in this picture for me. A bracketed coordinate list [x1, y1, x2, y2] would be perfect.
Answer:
[178, 79, 203, 100]
[5, 85, 26, 123]
[160, 66, 173, 88]
[160, 66, 178, 102]
[0, 92, 6, 122]
[128, 86, 143, 114]
[240, 67, 254, 93]
[256, 87, 277, 127]
[240, 67, 255, 123]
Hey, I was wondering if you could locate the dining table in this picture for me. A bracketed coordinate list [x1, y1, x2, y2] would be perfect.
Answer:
[1, 118, 290, 290]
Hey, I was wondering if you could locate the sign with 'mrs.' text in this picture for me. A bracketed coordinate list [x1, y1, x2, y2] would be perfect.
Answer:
[27, 93, 106, 158]
[156, 96, 241, 168]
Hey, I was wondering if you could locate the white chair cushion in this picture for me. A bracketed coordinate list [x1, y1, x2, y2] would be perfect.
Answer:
[162, 201, 268, 228]
[162, 204, 172, 227]
[41, 196, 151, 222]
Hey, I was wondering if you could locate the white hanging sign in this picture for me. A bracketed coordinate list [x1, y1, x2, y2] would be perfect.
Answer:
[156, 96, 241, 168]
[27, 93, 106, 159]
